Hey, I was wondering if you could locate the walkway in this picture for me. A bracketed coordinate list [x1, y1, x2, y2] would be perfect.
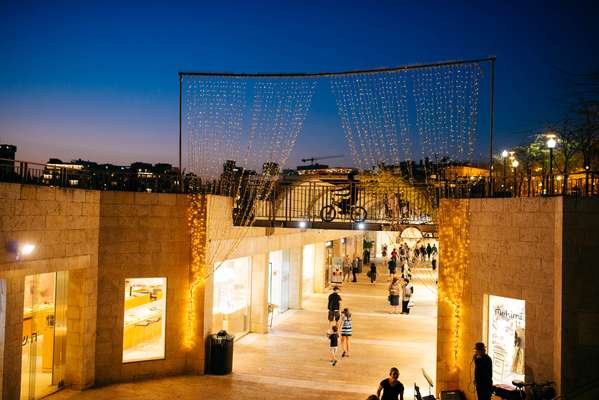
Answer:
[49, 261, 438, 400]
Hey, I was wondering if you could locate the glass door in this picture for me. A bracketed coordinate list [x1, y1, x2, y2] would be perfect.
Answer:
[21, 271, 68, 400]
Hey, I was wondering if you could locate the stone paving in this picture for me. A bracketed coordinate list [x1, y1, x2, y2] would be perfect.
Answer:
[49, 263, 438, 400]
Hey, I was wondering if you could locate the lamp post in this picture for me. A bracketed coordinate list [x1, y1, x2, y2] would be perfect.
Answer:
[512, 159, 519, 196]
[501, 150, 508, 189]
[546, 134, 557, 196]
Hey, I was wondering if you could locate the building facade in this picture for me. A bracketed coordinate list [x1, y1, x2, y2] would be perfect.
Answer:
[0, 183, 361, 399]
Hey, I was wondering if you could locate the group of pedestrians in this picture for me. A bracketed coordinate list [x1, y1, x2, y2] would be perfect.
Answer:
[343, 254, 362, 283]
[326, 286, 353, 366]
[387, 276, 413, 314]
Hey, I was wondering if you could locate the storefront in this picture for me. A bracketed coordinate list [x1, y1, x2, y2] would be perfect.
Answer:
[487, 295, 525, 385]
[302, 244, 315, 298]
[122, 278, 167, 363]
[212, 257, 252, 339]
[21, 271, 68, 400]
[268, 250, 288, 313]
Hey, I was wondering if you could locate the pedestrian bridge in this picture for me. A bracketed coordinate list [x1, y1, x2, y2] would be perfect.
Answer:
[246, 180, 440, 233]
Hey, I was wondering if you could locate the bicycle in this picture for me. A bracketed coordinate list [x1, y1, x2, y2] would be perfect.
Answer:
[320, 198, 367, 223]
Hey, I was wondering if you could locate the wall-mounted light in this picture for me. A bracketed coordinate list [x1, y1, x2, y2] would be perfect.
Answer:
[325, 241, 333, 248]
[6, 241, 36, 261]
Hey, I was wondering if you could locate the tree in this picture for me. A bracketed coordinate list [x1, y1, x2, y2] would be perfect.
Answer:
[574, 101, 599, 194]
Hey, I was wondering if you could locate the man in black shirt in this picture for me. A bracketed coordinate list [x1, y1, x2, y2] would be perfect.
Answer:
[327, 286, 342, 328]
[473, 342, 493, 400]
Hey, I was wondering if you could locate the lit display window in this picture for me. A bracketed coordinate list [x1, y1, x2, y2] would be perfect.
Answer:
[123, 278, 166, 363]
[488, 295, 525, 385]
[212, 257, 251, 338]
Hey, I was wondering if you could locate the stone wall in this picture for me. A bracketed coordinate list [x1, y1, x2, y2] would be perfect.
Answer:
[0, 183, 99, 398]
[561, 197, 599, 398]
[437, 197, 562, 398]
[94, 191, 190, 385]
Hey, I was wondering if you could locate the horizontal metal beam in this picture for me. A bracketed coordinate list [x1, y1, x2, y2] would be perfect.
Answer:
[249, 219, 438, 234]
[179, 56, 496, 78]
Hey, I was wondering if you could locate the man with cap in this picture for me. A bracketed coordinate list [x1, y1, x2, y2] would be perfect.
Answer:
[473, 342, 493, 400]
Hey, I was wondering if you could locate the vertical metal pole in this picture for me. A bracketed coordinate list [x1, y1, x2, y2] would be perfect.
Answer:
[178, 74, 183, 193]
[488, 57, 496, 196]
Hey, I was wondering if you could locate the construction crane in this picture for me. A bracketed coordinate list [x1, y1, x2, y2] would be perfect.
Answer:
[301, 154, 344, 165]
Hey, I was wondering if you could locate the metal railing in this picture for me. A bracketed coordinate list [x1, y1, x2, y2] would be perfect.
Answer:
[1, 158, 597, 227]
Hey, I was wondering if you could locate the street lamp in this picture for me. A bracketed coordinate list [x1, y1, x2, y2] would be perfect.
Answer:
[546, 134, 557, 195]
[501, 150, 509, 188]
[511, 159, 519, 196]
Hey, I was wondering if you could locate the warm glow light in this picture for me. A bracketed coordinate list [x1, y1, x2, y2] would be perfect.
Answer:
[20, 243, 36, 256]
[357, 222, 365, 230]
[546, 137, 557, 149]
[298, 221, 307, 229]
[511, 159, 519, 168]
[501, 150, 508, 158]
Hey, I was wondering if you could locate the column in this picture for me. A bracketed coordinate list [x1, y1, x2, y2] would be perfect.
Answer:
[285, 248, 303, 310]
[250, 254, 269, 334]
[2, 276, 24, 400]
[313, 242, 327, 293]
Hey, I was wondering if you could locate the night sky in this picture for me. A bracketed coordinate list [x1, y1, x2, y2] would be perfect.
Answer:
[1, 1, 598, 168]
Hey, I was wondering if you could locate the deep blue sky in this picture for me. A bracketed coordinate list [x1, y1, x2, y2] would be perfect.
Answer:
[1, 1, 598, 167]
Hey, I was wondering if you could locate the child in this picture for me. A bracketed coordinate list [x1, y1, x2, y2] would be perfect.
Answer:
[327, 325, 339, 366]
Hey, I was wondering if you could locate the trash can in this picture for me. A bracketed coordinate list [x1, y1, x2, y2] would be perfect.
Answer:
[208, 330, 234, 375]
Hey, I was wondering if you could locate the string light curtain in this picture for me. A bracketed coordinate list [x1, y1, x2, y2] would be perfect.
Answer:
[183, 74, 316, 267]
[331, 64, 483, 169]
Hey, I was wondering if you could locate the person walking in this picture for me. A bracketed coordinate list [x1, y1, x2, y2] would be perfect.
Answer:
[377, 367, 404, 400]
[352, 257, 359, 282]
[388, 258, 397, 279]
[391, 248, 398, 261]
[369, 262, 377, 284]
[340, 308, 352, 357]
[388, 277, 401, 314]
[327, 286, 342, 328]
[401, 278, 413, 314]
[431, 257, 437, 270]
[327, 326, 340, 366]
[343, 255, 351, 282]
[426, 243, 432, 260]
[473, 342, 493, 400]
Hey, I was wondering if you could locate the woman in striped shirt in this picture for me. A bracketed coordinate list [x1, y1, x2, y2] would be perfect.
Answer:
[340, 308, 353, 357]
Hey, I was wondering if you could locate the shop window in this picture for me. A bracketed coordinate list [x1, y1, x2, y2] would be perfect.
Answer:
[212, 257, 251, 338]
[123, 278, 166, 363]
[488, 295, 525, 385]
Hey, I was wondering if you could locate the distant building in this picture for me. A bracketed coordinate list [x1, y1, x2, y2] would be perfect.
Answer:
[0, 144, 17, 163]
[262, 161, 280, 177]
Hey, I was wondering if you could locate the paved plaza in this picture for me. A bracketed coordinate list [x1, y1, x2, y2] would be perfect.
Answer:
[49, 264, 438, 400]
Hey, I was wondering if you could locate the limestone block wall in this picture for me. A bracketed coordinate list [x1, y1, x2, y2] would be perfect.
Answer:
[561, 197, 599, 398]
[94, 192, 191, 385]
[0, 183, 99, 398]
[436, 197, 562, 398]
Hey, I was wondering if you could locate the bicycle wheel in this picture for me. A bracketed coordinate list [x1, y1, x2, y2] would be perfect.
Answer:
[351, 206, 367, 222]
[320, 205, 336, 222]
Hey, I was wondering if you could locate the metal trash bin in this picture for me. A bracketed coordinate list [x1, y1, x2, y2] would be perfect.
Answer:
[208, 330, 234, 375]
